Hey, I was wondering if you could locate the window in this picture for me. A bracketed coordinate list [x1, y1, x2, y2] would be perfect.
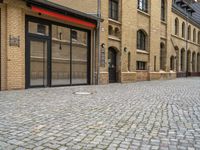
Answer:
[198, 31, 200, 44]
[193, 28, 196, 42]
[160, 43, 166, 70]
[180, 49, 185, 71]
[188, 25, 191, 40]
[182, 22, 185, 38]
[138, 0, 148, 13]
[109, 25, 113, 35]
[161, 0, 166, 21]
[28, 21, 49, 36]
[175, 18, 179, 35]
[154, 56, 157, 71]
[128, 52, 131, 71]
[187, 51, 191, 72]
[137, 61, 147, 70]
[192, 52, 196, 72]
[71, 30, 78, 40]
[109, 0, 119, 20]
[170, 56, 175, 70]
[197, 53, 200, 72]
[115, 27, 120, 37]
[137, 30, 147, 50]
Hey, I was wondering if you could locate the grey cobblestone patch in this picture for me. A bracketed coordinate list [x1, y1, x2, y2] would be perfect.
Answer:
[0, 78, 200, 149]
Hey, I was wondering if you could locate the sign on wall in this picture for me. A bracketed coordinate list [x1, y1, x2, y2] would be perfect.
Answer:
[101, 47, 106, 67]
[9, 35, 20, 47]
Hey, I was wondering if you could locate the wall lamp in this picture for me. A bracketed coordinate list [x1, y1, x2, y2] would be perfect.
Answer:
[101, 43, 105, 48]
[124, 47, 128, 53]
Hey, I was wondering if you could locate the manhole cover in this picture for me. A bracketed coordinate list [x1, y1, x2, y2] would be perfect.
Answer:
[73, 92, 93, 95]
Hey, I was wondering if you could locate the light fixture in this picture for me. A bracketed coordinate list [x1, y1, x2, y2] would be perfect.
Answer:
[59, 32, 62, 50]
[124, 47, 127, 53]
[101, 43, 105, 48]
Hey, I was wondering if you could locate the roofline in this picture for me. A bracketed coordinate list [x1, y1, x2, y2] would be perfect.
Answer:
[172, 5, 200, 28]
[25, 0, 101, 24]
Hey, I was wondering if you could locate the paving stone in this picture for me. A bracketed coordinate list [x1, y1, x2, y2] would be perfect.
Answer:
[0, 78, 199, 149]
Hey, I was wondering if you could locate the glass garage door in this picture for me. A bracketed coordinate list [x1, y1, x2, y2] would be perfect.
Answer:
[71, 29, 88, 85]
[51, 25, 89, 86]
[30, 39, 48, 87]
[26, 17, 90, 88]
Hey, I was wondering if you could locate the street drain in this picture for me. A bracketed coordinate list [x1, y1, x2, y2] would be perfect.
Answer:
[73, 91, 93, 95]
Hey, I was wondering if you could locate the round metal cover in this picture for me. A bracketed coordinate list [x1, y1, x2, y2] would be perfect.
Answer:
[74, 91, 93, 95]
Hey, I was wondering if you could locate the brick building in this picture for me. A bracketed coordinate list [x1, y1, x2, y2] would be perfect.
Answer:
[0, 0, 99, 90]
[0, 0, 200, 90]
[99, 0, 200, 84]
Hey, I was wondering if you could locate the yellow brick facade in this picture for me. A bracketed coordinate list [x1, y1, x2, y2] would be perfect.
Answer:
[0, 0, 200, 90]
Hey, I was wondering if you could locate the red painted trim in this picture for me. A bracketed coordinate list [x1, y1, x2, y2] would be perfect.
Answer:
[31, 6, 96, 28]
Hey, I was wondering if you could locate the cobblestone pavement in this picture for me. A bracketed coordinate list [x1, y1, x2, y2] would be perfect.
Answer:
[0, 78, 200, 150]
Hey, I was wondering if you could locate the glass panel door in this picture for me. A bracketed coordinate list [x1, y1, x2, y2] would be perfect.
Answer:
[30, 39, 48, 87]
[71, 30, 88, 85]
[51, 25, 70, 85]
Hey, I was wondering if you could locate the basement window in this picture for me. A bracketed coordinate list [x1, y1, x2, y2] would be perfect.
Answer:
[137, 61, 147, 70]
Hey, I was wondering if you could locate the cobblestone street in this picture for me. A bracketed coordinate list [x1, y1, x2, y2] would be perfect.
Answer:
[0, 78, 200, 150]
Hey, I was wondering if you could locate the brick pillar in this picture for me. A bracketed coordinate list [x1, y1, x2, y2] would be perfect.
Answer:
[149, 0, 161, 72]
[166, 0, 173, 72]
[99, 0, 109, 84]
[1, 4, 7, 90]
[6, 4, 25, 90]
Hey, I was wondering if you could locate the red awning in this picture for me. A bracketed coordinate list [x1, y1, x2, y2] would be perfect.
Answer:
[32, 6, 96, 28]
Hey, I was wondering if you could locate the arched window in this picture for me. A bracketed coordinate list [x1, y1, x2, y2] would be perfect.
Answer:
[109, 0, 119, 20]
[137, 30, 147, 50]
[115, 27, 120, 37]
[188, 25, 191, 40]
[193, 29, 196, 42]
[109, 25, 113, 35]
[175, 47, 179, 72]
[161, 0, 166, 21]
[138, 0, 148, 12]
[182, 22, 185, 38]
[192, 52, 196, 72]
[198, 31, 200, 44]
[128, 52, 131, 71]
[160, 42, 166, 70]
[175, 18, 179, 35]
[180, 48, 185, 71]
[170, 56, 175, 71]
[187, 50, 191, 72]
[197, 53, 200, 72]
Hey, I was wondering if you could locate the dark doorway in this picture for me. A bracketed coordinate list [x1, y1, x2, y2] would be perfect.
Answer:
[108, 48, 117, 83]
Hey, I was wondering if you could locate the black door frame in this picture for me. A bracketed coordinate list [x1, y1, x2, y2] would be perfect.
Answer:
[25, 16, 91, 88]
[26, 37, 51, 88]
[108, 48, 117, 83]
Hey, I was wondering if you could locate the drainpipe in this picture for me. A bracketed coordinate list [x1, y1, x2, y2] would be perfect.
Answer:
[186, 9, 189, 78]
[97, 0, 101, 84]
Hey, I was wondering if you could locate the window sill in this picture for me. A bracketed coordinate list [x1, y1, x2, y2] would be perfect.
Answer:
[108, 36, 121, 41]
[161, 20, 167, 25]
[137, 9, 150, 17]
[137, 49, 149, 54]
[108, 18, 121, 25]
[136, 70, 148, 72]
[171, 34, 200, 46]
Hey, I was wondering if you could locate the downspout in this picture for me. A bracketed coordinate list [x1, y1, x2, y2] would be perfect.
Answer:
[0, 9, 2, 91]
[186, 9, 188, 77]
[93, 28, 96, 84]
[97, 0, 101, 84]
